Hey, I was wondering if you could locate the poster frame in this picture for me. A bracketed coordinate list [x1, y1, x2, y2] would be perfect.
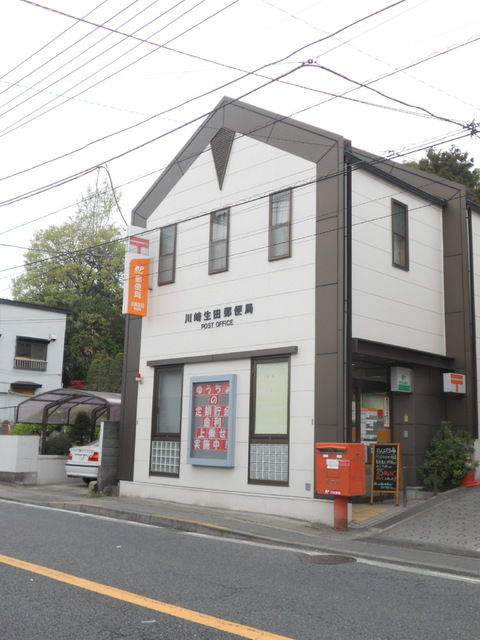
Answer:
[187, 374, 236, 467]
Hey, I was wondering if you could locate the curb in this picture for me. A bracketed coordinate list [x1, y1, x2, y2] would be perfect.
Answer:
[4, 493, 480, 580]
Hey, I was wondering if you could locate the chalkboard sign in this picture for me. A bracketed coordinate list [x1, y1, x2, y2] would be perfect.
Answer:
[370, 443, 401, 505]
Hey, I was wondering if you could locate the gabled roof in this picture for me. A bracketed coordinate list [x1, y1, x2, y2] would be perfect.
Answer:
[0, 298, 70, 315]
[132, 96, 345, 227]
[132, 97, 469, 229]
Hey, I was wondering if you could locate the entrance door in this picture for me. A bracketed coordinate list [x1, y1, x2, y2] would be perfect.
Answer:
[353, 391, 391, 444]
[351, 361, 391, 445]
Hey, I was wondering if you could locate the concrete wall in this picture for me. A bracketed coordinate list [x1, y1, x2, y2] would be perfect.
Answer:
[98, 421, 119, 490]
[0, 435, 71, 485]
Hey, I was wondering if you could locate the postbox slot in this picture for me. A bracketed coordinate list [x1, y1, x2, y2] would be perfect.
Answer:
[317, 447, 347, 454]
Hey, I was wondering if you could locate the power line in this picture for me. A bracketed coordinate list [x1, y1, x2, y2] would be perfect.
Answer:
[0, 0, 408, 169]
[0, 126, 472, 283]
[0, 0, 476, 267]
[0, 0, 231, 138]
[0, 93, 472, 248]
[0, 0, 111, 91]
[0, 63, 305, 208]
[0, 0, 476, 211]
[0, 0, 148, 113]
[311, 62, 468, 131]
[2, 44, 474, 208]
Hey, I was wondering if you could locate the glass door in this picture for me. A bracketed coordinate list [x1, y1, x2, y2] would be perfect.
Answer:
[351, 361, 391, 445]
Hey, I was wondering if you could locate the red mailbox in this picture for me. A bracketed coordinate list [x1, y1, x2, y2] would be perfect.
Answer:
[315, 443, 366, 497]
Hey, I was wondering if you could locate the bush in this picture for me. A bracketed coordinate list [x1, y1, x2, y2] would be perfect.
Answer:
[70, 410, 93, 445]
[9, 423, 61, 437]
[419, 421, 475, 491]
[9, 423, 42, 435]
[45, 434, 72, 455]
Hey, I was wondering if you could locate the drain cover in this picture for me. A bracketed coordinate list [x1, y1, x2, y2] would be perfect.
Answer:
[303, 554, 357, 565]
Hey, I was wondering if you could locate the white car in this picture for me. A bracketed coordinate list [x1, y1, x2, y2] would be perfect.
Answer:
[66, 441, 100, 483]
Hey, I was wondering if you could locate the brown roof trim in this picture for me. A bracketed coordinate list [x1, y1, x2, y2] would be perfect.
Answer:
[352, 338, 454, 370]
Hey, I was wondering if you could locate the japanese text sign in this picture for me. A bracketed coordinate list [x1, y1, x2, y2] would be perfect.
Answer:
[126, 258, 149, 317]
[123, 226, 150, 317]
[188, 375, 236, 467]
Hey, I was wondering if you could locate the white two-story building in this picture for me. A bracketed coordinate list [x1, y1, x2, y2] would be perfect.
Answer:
[119, 98, 479, 524]
[0, 299, 68, 427]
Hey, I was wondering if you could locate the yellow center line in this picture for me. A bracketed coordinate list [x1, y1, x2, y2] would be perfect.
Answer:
[151, 514, 228, 530]
[0, 553, 294, 640]
[49, 501, 103, 506]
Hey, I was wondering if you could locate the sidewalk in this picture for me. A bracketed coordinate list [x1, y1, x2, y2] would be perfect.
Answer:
[1, 481, 479, 578]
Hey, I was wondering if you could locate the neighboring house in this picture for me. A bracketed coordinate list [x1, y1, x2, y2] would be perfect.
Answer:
[0, 299, 68, 424]
[119, 97, 479, 522]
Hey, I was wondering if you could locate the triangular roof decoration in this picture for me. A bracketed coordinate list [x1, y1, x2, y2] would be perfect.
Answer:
[132, 97, 345, 226]
[210, 127, 235, 190]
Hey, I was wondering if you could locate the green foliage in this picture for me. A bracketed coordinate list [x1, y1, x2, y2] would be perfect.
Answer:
[11, 182, 125, 386]
[418, 421, 475, 491]
[406, 146, 480, 203]
[9, 424, 71, 455]
[45, 433, 72, 455]
[9, 423, 43, 435]
[70, 410, 92, 446]
[86, 352, 124, 393]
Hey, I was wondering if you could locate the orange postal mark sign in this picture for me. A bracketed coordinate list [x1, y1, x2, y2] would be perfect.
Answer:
[126, 258, 149, 317]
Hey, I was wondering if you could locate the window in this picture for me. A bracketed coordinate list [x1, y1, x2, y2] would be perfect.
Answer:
[151, 367, 183, 476]
[392, 200, 409, 269]
[269, 190, 291, 260]
[249, 358, 290, 484]
[14, 337, 48, 371]
[158, 224, 177, 285]
[209, 208, 229, 274]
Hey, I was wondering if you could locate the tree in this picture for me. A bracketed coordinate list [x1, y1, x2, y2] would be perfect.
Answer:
[407, 145, 480, 203]
[86, 352, 123, 393]
[11, 182, 125, 386]
[70, 410, 94, 446]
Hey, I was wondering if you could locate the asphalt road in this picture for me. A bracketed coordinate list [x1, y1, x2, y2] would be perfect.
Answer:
[1, 500, 480, 640]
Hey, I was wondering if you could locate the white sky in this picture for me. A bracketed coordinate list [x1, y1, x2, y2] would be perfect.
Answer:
[0, 0, 479, 298]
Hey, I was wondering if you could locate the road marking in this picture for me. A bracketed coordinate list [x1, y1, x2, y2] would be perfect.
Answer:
[5, 501, 480, 585]
[357, 558, 480, 584]
[151, 514, 228, 530]
[0, 553, 295, 640]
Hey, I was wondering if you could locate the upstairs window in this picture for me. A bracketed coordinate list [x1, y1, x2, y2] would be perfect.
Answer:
[209, 208, 229, 274]
[158, 224, 177, 285]
[14, 337, 48, 371]
[392, 200, 409, 270]
[269, 190, 291, 261]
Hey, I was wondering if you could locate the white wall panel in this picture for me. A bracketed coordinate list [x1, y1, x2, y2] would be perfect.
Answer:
[351, 170, 445, 354]
[134, 134, 318, 502]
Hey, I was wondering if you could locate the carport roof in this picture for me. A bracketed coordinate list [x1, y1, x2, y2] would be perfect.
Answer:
[15, 388, 121, 426]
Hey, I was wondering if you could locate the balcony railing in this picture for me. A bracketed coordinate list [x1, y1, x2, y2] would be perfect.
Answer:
[14, 358, 47, 372]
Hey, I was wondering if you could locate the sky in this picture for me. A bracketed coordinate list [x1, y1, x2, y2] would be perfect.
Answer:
[0, 0, 479, 298]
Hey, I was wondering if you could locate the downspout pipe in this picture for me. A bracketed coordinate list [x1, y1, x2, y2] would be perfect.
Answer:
[344, 149, 353, 443]
[466, 204, 479, 439]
